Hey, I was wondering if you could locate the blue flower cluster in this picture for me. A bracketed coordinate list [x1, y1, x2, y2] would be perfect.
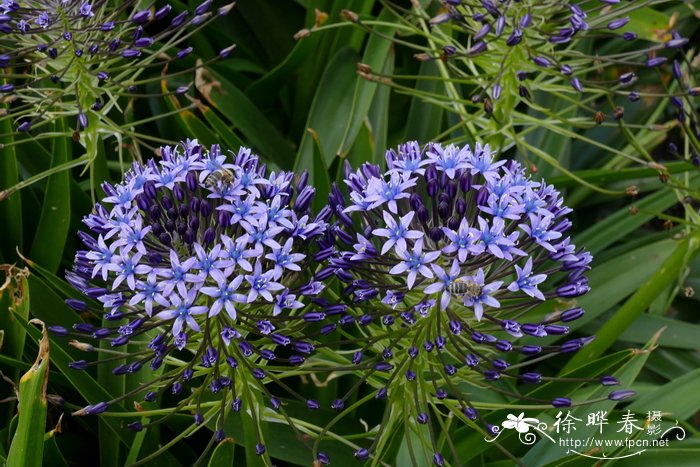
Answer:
[55, 140, 635, 464]
[320, 141, 630, 463]
[0, 1, 234, 131]
[54, 140, 329, 445]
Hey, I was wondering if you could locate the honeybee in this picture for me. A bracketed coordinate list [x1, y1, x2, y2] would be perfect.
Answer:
[448, 277, 482, 299]
[204, 168, 234, 188]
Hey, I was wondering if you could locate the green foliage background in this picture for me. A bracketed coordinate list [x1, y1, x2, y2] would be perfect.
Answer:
[1, 1, 699, 465]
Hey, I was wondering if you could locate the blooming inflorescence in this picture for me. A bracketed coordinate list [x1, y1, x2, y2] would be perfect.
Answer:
[54, 140, 331, 452]
[319, 141, 633, 463]
[0, 1, 234, 133]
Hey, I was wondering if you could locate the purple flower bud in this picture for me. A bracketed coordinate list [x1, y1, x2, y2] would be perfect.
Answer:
[628, 91, 640, 102]
[85, 402, 109, 414]
[533, 56, 551, 68]
[331, 398, 344, 410]
[255, 444, 266, 456]
[219, 44, 236, 58]
[176, 47, 193, 59]
[69, 360, 89, 370]
[665, 38, 688, 48]
[506, 28, 522, 46]
[171, 11, 188, 27]
[131, 10, 151, 23]
[600, 375, 619, 386]
[354, 449, 370, 461]
[521, 372, 541, 384]
[570, 78, 582, 92]
[646, 57, 667, 67]
[552, 397, 571, 408]
[122, 49, 141, 58]
[134, 37, 154, 48]
[155, 5, 172, 20]
[608, 390, 635, 401]
[468, 41, 487, 55]
[607, 17, 629, 30]
[195, 0, 213, 15]
[17, 121, 32, 132]
[561, 307, 584, 322]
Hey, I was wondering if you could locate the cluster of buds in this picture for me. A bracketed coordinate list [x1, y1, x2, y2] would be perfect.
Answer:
[419, 1, 699, 143]
[0, 1, 234, 135]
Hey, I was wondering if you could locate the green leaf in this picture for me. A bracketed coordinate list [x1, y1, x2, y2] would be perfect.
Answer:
[7, 320, 49, 467]
[295, 47, 361, 170]
[28, 119, 71, 273]
[628, 368, 700, 420]
[0, 107, 23, 262]
[522, 331, 659, 466]
[205, 71, 296, 169]
[574, 179, 695, 254]
[337, 9, 397, 157]
[563, 231, 700, 372]
[403, 61, 444, 143]
[207, 439, 235, 467]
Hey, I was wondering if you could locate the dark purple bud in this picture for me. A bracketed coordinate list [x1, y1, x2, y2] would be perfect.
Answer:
[65, 299, 87, 312]
[468, 41, 487, 55]
[492, 84, 502, 100]
[144, 391, 157, 402]
[128, 421, 143, 432]
[49, 326, 69, 336]
[317, 452, 331, 465]
[552, 397, 572, 408]
[17, 121, 32, 132]
[354, 449, 370, 461]
[433, 452, 445, 466]
[195, 0, 213, 15]
[69, 360, 89, 370]
[646, 57, 667, 67]
[522, 372, 542, 384]
[374, 362, 393, 372]
[122, 49, 141, 58]
[533, 56, 551, 67]
[570, 78, 582, 92]
[417, 412, 428, 424]
[132, 10, 151, 23]
[521, 345, 542, 355]
[474, 23, 491, 41]
[134, 37, 154, 48]
[331, 399, 344, 411]
[628, 91, 640, 102]
[428, 226, 443, 242]
[306, 399, 320, 410]
[666, 38, 688, 48]
[231, 397, 242, 412]
[561, 307, 584, 322]
[600, 375, 620, 386]
[176, 47, 193, 60]
[155, 4, 172, 20]
[85, 402, 109, 414]
[506, 28, 522, 46]
[544, 324, 569, 335]
[376, 388, 388, 400]
[255, 444, 266, 456]
[520, 11, 532, 28]
[672, 60, 682, 80]
[252, 368, 266, 380]
[495, 15, 505, 36]
[607, 16, 629, 30]
[171, 11, 188, 27]
[608, 390, 635, 401]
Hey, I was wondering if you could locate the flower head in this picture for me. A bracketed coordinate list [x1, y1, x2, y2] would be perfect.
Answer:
[316, 141, 631, 462]
[0, 1, 235, 135]
[59, 141, 329, 452]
